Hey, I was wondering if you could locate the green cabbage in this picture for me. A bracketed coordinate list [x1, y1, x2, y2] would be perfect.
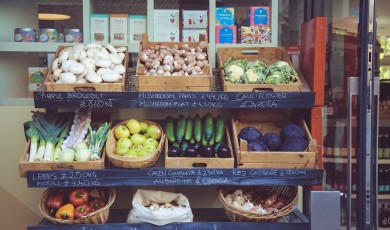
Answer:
[267, 61, 298, 83]
[223, 58, 247, 83]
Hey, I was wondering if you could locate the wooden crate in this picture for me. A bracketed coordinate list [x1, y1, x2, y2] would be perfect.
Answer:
[231, 110, 317, 169]
[44, 45, 128, 92]
[165, 127, 234, 168]
[217, 47, 302, 92]
[19, 112, 111, 177]
[136, 34, 212, 92]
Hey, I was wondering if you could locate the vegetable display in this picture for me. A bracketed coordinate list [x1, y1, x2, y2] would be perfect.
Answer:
[139, 41, 209, 76]
[47, 43, 127, 84]
[24, 109, 110, 162]
[223, 58, 298, 84]
[166, 114, 231, 158]
[46, 188, 107, 222]
[224, 188, 289, 214]
[238, 123, 309, 152]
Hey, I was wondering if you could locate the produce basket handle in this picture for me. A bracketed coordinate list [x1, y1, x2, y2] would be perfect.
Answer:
[252, 88, 274, 92]
[73, 87, 96, 92]
[51, 164, 74, 170]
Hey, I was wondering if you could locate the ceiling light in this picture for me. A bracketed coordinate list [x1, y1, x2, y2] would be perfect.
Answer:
[38, 13, 71, 20]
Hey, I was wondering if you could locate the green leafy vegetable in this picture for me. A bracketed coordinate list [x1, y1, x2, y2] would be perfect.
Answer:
[267, 61, 298, 83]
[89, 122, 111, 161]
[26, 121, 40, 162]
[243, 61, 268, 84]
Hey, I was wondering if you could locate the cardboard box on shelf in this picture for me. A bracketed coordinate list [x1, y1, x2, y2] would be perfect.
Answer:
[240, 26, 271, 44]
[129, 15, 147, 44]
[181, 29, 207, 42]
[153, 10, 179, 42]
[90, 14, 110, 43]
[216, 25, 236, 44]
[216, 7, 235, 26]
[249, 6, 271, 26]
[110, 14, 128, 44]
[182, 10, 208, 29]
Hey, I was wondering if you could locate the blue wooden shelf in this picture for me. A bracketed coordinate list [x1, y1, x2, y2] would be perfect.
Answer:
[29, 208, 310, 230]
[26, 168, 323, 187]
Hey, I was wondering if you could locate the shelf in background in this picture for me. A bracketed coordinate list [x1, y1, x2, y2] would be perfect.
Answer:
[0, 42, 140, 53]
[323, 157, 390, 164]
[216, 43, 277, 48]
[26, 167, 323, 188]
[29, 208, 310, 230]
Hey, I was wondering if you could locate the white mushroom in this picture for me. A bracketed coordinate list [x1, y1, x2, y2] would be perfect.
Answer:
[71, 48, 82, 61]
[118, 52, 125, 62]
[96, 59, 112, 68]
[87, 48, 98, 59]
[51, 58, 59, 71]
[60, 73, 77, 83]
[58, 51, 70, 63]
[86, 71, 103, 83]
[102, 70, 121, 82]
[53, 69, 62, 78]
[94, 50, 109, 61]
[82, 58, 96, 71]
[59, 47, 72, 56]
[56, 80, 63, 83]
[79, 49, 87, 61]
[109, 54, 123, 65]
[69, 62, 85, 75]
[99, 47, 110, 57]
[61, 60, 77, 72]
[76, 78, 87, 83]
[96, 68, 110, 75]
[116, 47, 127, 52]
[73, 44, 85, 50]
[113, 64, 126, 74]
[86, 43, 102, 50]
[105, 44, 117, 54]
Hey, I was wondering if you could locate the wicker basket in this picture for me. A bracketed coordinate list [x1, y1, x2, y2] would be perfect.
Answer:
[106, 120, 165, 168]
[218, 185, 298, 222]
[39, 187, 116, 224]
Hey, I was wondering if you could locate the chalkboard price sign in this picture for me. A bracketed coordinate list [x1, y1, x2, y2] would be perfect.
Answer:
[27, 168, 323, 187]
[33, 91, 315, 109]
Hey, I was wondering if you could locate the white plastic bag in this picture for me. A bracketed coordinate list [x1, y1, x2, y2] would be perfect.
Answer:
[127, 189, 193, 226]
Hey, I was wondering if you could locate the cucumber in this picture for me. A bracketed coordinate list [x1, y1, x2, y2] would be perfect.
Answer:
[204, 113, 213, 141]
[184, 116, 193, 141]
[201, 128, 208, 147]
[166, 116, 175, 143]
[180, 139, 189, 152]
[189, 137, 196, 145]
[172, 141, 180, 148]
[175, 115, 186, 143]
[193, 114, 202, 142]
[215, 115, 225, 143]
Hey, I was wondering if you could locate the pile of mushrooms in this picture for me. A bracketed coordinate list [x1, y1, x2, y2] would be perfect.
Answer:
[47, 43, 127, 84]
[139, 41, 208, 76]
[147, 202, 185, 211]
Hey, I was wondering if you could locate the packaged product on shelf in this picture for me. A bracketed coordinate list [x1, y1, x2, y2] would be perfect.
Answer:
[28, 67, 47, 83]
[90, 14, 109, 43]
[216, 25, 237, 44]
[153, 10, 179, 42]
[14, 28, 36, 42]
[127, 189, 193, 226]
[64, 29, 82, 43]
[38, 28, 58, 43]
[216, 7, 235, 26]
[110, 14, 128, 44]
[249, 6, 271, 26]
[129, 15, 147, 44]
[182, 10, 208, 29]
[181, 29, 207, 42]
[240, 26, 271, 44]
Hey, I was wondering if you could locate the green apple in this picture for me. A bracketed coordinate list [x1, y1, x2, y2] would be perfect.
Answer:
[131, 133, 146, 145]
[139, 121, 149, 133]
[124, 150, 138, 158]
[115, 146, 129, 156]
[130, 144, 143, 152]
[142, 138, 159, 148]
[117, 137, 132, 148]
[147, 125, 162, 140]
[137, 145, 156, 157]
[126, 119, 141, 134]
[114, 125, 130, 139]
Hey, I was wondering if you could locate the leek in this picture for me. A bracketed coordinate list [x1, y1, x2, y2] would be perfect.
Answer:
[53, 122, 71, 161]
[26, 122, 39, 162]
[34, 139, 46, 161]
[89, 122, 111, 161]
[32, 111, 69, 162]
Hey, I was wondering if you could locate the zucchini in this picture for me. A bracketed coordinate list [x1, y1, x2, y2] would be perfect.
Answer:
[193, 114, 202, 142]
[175, 115, 186, 143]
[184, 116, 193, 141]
[166, 116, 175, 143]
[215, 115, 225, 143]
[204, 113, 213, 141]
[180, 139, 189, 152]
